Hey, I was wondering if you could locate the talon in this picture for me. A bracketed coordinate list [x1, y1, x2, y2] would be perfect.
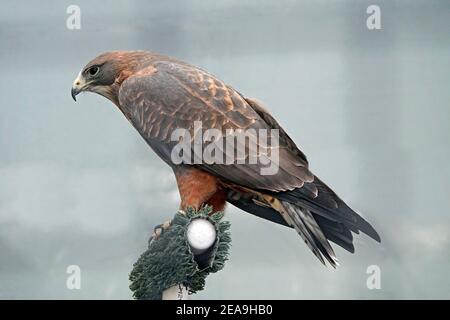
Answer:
[162, 220, 172, 229]
[149, 220, 172, 244]
[154, 228, 162, 239]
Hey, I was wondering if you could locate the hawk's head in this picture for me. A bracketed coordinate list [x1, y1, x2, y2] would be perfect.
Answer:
[71, 51, 151, 104]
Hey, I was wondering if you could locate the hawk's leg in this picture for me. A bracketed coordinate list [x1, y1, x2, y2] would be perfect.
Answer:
[174, 167, 227, 213]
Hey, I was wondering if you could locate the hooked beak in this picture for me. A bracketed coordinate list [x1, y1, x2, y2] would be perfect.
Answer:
[71, 87, 79, 101]
[71, 72, 85, 101]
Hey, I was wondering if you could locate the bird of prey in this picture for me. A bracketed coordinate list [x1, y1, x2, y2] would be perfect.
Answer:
[72, 51, 380, 267]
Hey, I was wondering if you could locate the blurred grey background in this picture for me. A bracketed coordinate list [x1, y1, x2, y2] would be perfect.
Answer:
[0, 0, 449, 299]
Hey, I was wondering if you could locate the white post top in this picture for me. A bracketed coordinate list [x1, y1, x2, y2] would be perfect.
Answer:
[162, 284, 190, 300]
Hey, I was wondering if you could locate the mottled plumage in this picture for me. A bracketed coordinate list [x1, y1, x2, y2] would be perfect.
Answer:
[72, 51, 380, 267]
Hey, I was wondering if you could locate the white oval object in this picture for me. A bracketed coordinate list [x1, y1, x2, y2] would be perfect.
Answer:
[186, 218, 216, 254]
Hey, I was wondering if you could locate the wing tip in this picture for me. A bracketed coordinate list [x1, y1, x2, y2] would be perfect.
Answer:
[359, 219, 381, 243]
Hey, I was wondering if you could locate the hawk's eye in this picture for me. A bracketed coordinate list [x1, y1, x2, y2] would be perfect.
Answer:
[87, 66, 100, 76]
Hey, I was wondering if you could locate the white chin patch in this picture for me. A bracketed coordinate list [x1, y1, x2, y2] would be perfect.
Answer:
[93, 85, 113, 99]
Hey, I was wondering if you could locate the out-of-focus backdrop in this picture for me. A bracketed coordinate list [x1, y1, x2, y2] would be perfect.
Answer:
[0, 0, 449, 299]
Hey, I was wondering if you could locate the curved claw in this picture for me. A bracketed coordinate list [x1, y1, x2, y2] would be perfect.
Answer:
[149, 220, 172, 244]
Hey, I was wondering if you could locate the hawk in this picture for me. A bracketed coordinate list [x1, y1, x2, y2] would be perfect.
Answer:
[71, 51, 380, 267]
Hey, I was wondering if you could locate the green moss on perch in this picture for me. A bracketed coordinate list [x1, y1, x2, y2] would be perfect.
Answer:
[129, 206, 231, 300]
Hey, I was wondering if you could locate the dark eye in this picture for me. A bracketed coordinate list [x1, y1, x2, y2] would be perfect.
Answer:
[87, 66, 99, 76]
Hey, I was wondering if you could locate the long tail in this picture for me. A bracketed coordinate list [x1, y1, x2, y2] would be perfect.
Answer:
[281, 201, 339, 267]
[227, 179, 380, 267]
[260, 195, 339, 267]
